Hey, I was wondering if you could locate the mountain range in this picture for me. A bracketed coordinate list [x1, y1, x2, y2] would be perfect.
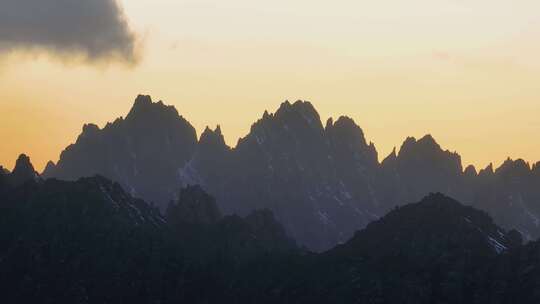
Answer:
[41, 95, 540, 251]
[2, 160, 540, 303]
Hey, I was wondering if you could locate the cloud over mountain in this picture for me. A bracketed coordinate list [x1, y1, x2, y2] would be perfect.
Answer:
[0, 0, 139, 63]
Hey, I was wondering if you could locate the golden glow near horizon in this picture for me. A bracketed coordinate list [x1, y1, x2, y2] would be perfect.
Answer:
[1, 0, 539, 171]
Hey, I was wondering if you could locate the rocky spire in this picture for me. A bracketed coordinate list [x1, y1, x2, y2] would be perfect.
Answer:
[200, 125, 227, 148]
[11, 154, 39, 186]
[478, 163, 494, 178]
[464, 165, 478, 178]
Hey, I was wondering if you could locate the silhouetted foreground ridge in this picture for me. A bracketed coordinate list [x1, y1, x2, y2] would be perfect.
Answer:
[2, 155, 540, 303]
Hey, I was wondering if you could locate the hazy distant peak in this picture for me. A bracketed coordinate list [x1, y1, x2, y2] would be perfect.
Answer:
[133, 94, 153, 108]
[200, 125, 227, 148]
[81, 123, 100, 137]
[126, 94, 180, 122]
[275, 99, 321, 127]
[326, 115, 370, 147]
[43, 161, 57, 176]
[83, 123, 100, 132]
[381, 147, 398, 166]
[399, 136, 417, 155]
[495, 158, 531, 176]
[325, 117, 333, 129]
[73, 123, 102, 145]
[280, 99, 291, 108]
[399, 134, 439, 156]
[333, 116, 365, 134]
[418, 134, 440, 147]
[464, 164, 478, 177]
[244, 99, 325, 144]
[332, 116, 358, 129]
[478, 163, 494, 177]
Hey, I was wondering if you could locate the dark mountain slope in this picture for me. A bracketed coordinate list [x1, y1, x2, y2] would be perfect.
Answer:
[0, 176, 169, 304]
[3, 154, 540, 304]
[43, 95, 197, 207]
[0, 156, 299, 304]
[278, 193, 524, 304]
[166, 184, 297, 261]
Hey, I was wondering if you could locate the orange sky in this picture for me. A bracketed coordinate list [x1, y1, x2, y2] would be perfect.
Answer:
[1, 0, 539, 171]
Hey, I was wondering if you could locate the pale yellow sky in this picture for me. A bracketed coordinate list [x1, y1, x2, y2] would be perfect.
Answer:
[1, 0, 539, 171]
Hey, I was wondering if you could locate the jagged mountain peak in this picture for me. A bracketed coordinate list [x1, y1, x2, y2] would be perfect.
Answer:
[326, 115, 378, 165]
[133, 94, 152, 107]
[326, 116, 367, 141]
[274, 99, 322, 129]
[82, 123, 100, 134]
[398, 134, 462, 169]
[11, 154, 39, 186]
[380, 148, 398, 169]
[398, 136, 419, 157]
[325, 117, 333, 129]
[330, 115, 359, 129]
[126, 94, 182, 122]
[76, 123, 102, 142]
[44, 95, 198, 207]
[496, 158, 530, 175]
[13, 153, 34, 171]
[464, 164, 478, 177]
[202, 125, 222, 137]
[399, 134, 441, 155]
[478, 163, 495, 177]
[200, 125, 228, 149]
[42, 161, 56, 175]
[418, 133, 438, 144]
[275, 99, 317, 113]
[240, 99, 325, 148]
